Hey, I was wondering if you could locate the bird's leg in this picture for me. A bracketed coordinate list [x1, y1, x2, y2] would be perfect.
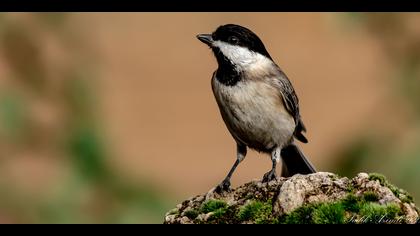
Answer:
[215, 144, 247, 193]
[262, 147, 281, 182]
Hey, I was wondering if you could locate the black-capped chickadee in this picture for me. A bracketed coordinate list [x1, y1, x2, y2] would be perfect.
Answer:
[197, 24, 316, 193]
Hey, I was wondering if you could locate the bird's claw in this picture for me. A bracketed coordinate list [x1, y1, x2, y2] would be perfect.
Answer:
[214, 180, 231, 194]
[262, 170, 277, 182]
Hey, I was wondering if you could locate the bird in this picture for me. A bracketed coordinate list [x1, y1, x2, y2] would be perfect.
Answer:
[196, 24, 316, 193]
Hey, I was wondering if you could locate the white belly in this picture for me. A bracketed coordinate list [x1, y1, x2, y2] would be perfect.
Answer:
[212, 78, 295, 152]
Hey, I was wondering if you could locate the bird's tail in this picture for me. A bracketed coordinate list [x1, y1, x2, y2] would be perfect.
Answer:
[281, 142, 316, 177]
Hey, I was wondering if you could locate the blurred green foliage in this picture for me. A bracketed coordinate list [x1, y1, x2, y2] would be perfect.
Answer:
[335, 13, 420, 204]
[0, 13, 172, 224]
[0, 91, 28, 141]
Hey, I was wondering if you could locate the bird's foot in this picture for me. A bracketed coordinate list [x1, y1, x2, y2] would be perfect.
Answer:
[214, 179, 231, 194]
[262, 169, 277, 182]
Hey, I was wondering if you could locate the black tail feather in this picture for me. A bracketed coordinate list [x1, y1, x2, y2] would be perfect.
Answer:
[294, 119, 308, 143]
[281, 143, 316, 177]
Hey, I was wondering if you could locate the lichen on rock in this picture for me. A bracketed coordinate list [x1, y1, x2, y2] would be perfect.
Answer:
[164, 172, 419, 224]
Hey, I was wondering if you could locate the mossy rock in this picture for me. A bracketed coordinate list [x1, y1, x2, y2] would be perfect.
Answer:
[164, 172, 419, 224]
[278, 194, 405, 224]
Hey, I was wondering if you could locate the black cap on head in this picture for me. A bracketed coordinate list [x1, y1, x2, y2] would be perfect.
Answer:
[211, 24, 272, 60]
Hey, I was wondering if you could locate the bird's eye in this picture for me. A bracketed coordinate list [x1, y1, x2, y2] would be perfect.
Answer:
[228, 36, 239, 44]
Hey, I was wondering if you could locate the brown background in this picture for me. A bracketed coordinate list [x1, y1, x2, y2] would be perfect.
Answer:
[0, 13, 418, 223]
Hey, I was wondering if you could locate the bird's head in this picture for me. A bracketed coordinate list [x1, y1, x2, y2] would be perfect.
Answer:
[197, 24, 273, 73]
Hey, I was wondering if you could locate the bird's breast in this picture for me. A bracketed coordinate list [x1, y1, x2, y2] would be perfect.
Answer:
[211, 77, 295, 152]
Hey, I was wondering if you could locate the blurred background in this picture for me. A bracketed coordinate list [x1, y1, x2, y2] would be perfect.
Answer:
[0, 13, 419, 223]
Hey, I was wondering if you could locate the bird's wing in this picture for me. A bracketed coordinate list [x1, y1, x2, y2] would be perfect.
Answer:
[272, 68, 308, 143]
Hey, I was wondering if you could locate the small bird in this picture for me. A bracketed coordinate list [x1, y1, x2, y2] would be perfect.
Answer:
[197, 24, 316, 193]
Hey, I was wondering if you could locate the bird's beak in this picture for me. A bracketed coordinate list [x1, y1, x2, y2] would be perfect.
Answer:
[196, 34, 214, 46]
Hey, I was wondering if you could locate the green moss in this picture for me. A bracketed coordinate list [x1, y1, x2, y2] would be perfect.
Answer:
[363, 191, 380, 202]
[197, 199, 233, 223]
[167, 208, 179, 215]
[368, 173, 387, 186]
[388, 184, 403, 199]
[359, 202, 402, 224]
[237, 200, 274, 224]
[368, 173, 414, 204]
[278, 204, 317, 224]
[312, 203, 345, 224]
[200, 200, 227, 214]
[342, 194, 363, 212]
[184, 209, 199, 219]
[279, 192, 405, 224]
[399, 193, 414, 204]
[207, 206, 236, 224]
[212, 207, 228, 219]
[278, 202, 345, 224]
[389, 187, 414, 204]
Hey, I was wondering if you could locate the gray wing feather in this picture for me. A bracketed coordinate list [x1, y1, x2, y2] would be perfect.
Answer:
[271, 67, 308, 143]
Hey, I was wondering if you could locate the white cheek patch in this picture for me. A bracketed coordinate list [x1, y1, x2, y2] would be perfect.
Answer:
[213, 40, 272, 72]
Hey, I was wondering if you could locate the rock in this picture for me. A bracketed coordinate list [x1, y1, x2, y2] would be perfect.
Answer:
[276, 172, 349, 214]
[163, 172, 419, 224]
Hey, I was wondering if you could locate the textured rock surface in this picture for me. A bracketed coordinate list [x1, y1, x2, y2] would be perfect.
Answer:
[164, 172, 419, 224]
